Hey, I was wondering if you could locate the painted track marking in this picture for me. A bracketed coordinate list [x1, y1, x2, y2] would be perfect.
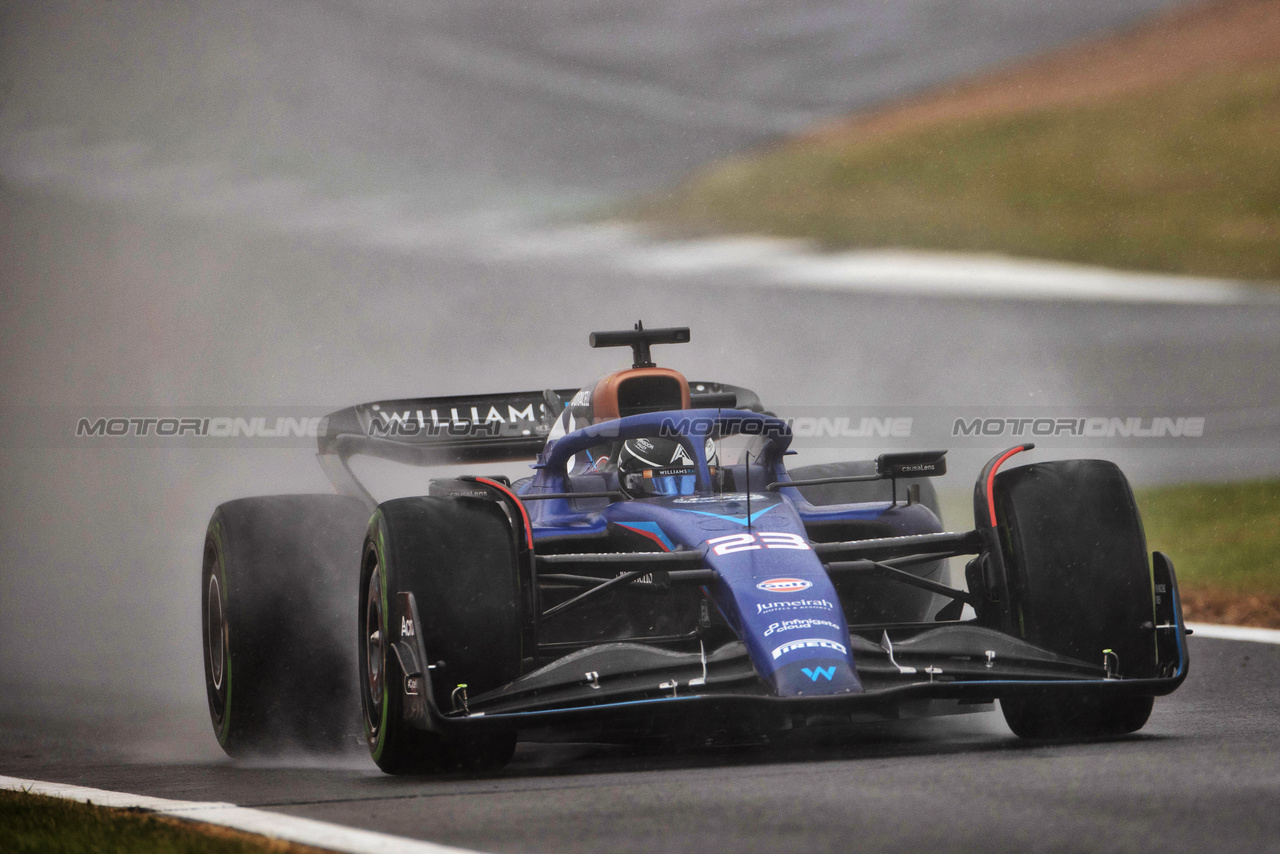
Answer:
[1186, 622, 1280, 645]
[496, 228, 1279, 305]
[0, 775, 487, 854]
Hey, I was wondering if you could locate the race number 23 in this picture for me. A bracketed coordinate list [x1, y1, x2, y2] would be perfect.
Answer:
[707, 532, 810, 556]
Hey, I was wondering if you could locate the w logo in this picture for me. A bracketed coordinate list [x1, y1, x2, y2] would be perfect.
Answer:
[801, 666, 836, 682]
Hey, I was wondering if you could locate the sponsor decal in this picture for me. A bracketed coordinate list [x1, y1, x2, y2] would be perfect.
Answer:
[673, 494, 770, 505]
[756, 599, 835, 615]
[772, 638, 848, 661]
[763, 618, 841, 637]
[756, 577, 813, 594]
[368, 401, 543, 438]
[400, 616, 415, 638]
[616, 571, 661, 586]
[801, 666, 837, 682]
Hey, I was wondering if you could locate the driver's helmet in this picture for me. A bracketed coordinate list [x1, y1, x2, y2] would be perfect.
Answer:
[616, 436, 716, 498]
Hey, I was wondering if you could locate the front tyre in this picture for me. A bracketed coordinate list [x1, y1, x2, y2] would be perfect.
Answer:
[1002, 694, 1154, 739]
[360, 496, 521, 774]
[993, 459, 1157, 739]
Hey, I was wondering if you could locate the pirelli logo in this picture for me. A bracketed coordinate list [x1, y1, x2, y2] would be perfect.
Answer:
[771, 638, 848, 661]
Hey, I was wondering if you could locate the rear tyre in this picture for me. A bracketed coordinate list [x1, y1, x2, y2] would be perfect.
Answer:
[360, 496, 521, 774]
[202, 494, 371, 755]
[993, 459, 1156, 739]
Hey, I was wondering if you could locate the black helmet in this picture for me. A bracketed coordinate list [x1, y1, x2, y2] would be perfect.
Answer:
[616, 436, 711, 498]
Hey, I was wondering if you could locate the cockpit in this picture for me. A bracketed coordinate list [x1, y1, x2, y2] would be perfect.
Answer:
[528, 323, 783, 506]
[530, 406, 789, 505]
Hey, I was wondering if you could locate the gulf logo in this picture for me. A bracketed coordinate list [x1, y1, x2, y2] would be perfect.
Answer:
[756, 577, 813, 594]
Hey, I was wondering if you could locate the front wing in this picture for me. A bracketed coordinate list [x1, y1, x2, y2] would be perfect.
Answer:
[386, 553, 1189, 738]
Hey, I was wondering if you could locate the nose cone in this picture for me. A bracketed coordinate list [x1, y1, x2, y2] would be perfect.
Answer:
[702, 533, 864, 697]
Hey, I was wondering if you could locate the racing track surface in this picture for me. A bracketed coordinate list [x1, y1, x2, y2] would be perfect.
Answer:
[3, 1, 1280, 852]
[2, 636, 1279, 854]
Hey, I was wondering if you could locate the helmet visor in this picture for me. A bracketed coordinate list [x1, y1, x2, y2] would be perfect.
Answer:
[621, 466, 697, 497]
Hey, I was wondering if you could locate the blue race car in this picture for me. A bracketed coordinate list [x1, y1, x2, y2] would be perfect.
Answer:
[201, 324, 1188, 772]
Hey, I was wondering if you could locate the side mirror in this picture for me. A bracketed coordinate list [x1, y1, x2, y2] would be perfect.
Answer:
[877, 450, 947, 479]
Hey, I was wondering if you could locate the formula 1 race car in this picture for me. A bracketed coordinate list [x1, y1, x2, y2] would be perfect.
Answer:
[201, 324, 1188, 772]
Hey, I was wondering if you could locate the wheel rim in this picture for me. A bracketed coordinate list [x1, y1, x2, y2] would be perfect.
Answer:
[207, 573, 226, 692]
[203, 538, 229, 730]
[364, 562, 384, 733]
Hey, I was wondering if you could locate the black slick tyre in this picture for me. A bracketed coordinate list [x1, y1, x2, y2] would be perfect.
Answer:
[360, 496, 521, 775]
[1002, 694, 1154, 740]
[993, 459, 1156, 738]
[202, 494, 371, 755]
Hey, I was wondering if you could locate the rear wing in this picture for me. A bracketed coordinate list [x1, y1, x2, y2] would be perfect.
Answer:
[317, 382, 762, 506]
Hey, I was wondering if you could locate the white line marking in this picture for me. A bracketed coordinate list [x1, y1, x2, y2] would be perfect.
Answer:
[603, 235, 1273, 305]
[0, 775, 487, 854]
[489, 226, 1279, 305]
[1187, 622, 1280, 645]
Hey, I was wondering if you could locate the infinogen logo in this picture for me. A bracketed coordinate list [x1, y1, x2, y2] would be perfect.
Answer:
[756, 577, 813, 594]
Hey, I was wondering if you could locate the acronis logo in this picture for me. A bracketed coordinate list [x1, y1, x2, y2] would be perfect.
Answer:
[801, 666, 836, 682]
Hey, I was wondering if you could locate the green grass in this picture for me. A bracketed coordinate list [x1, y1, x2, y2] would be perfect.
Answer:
[1136, 479, 1280, 594]
[0, 789, 308, 854]
[628, 63, 1280, 281]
